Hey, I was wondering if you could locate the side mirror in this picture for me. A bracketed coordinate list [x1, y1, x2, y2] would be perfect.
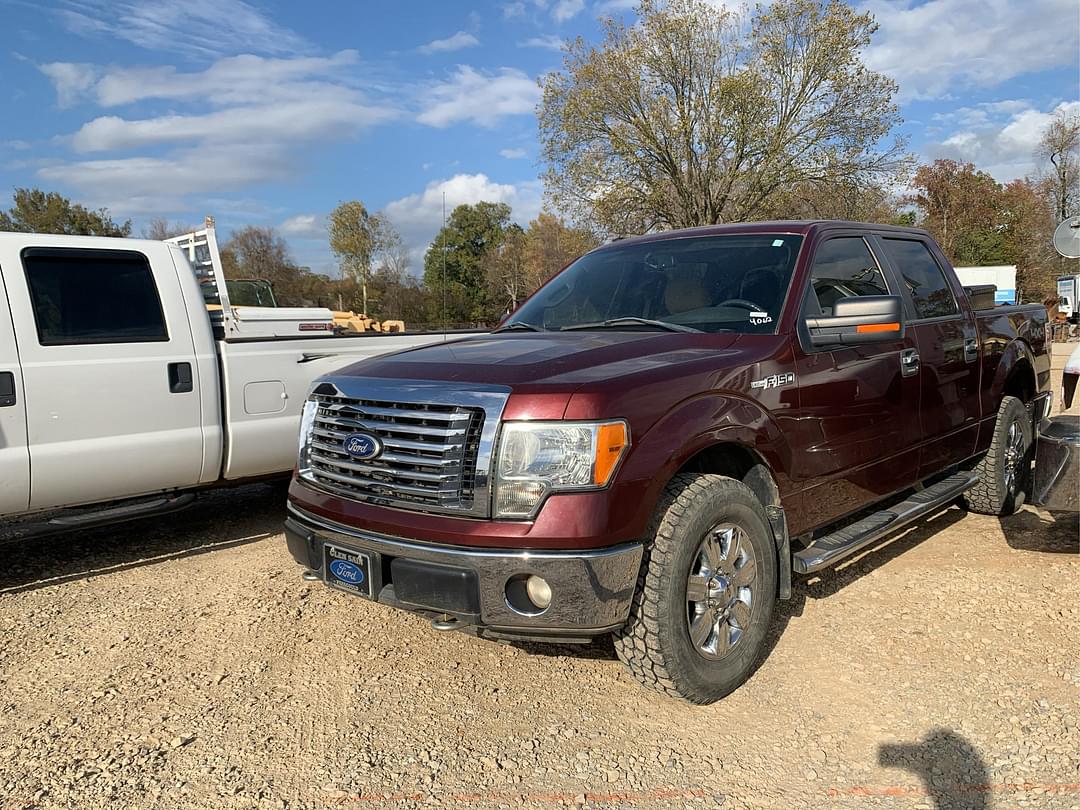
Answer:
[806, 295, 904, 347]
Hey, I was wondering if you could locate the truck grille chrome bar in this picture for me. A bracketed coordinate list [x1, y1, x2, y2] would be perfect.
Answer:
[300, 378, 508, 518]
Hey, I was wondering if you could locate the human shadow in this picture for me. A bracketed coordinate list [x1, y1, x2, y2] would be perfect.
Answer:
[879, 728, 991, 810]
[998, 507, 1079, 554]
[0, 482, 287, 595]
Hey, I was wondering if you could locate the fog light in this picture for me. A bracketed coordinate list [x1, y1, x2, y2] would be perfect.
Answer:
[525, 575, 552, 610]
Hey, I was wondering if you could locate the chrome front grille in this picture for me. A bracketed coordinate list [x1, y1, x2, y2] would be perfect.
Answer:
[306, 393, 485, 514]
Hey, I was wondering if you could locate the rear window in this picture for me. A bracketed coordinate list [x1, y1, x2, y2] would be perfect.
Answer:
[880, 239, 959, 319]
[22, 248, 168, 345]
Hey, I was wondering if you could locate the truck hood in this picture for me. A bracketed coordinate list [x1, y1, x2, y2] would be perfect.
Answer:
[335, 331, 742, 389]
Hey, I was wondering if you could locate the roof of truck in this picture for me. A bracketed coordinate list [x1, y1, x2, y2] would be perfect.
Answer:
[595, 220, 931, 251]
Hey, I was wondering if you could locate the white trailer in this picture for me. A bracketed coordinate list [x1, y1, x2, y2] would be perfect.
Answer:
[1057, 274, 1079, 321]
[953, 265, 1017, 305]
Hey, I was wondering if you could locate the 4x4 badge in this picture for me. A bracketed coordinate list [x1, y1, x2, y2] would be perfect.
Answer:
[751, 372, 795, 390]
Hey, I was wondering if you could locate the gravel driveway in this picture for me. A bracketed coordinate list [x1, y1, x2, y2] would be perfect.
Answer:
[1, 361, 1078, 810]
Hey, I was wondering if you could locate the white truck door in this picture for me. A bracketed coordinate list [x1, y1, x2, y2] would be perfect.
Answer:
[0, 265, 29, 515]
[7, 242, 204, 511]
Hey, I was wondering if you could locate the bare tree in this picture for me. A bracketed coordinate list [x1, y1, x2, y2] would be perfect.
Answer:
[1038, 108, 1080, 221]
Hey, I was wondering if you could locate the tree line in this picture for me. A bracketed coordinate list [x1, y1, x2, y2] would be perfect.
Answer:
[1, 0, 1076, 316]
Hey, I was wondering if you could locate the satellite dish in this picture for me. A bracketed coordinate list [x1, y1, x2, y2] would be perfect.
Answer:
[1054, 215, 1080, 259]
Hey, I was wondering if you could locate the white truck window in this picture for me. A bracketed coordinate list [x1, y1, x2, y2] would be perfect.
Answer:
[22, 248, 168, 345]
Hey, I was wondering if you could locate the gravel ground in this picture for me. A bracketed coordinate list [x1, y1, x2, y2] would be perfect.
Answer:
[1, 363, 1077, 810]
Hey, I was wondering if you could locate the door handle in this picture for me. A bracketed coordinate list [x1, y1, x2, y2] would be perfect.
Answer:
[964, 337, 979, 363]
[168, 362, 193, 393]
[900, 348, 920, 377]
[0, 371, 15, 407]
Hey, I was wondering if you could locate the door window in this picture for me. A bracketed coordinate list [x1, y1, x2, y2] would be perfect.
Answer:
[22, 248, 168, 346]
[807, 237, 890, 315]
[880, 239, 959, 319]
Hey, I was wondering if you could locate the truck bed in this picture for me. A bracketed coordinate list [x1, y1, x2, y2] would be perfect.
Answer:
[217, 332, 481, 481]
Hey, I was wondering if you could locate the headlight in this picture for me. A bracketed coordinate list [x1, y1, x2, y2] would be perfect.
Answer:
[494, 420, 629, 518]
[297, 398, 318, 475]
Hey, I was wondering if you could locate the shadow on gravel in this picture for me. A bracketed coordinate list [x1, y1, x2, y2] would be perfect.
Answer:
[0, 483, 287, 595]
[998, 508, 1080, 554]
[878, 728, 990, 810]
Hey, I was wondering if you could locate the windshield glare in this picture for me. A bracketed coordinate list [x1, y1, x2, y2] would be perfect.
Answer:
[505, 234, 803, 334]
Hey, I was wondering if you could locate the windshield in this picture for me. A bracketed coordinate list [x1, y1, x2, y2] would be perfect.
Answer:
[504, 234, 803, 334]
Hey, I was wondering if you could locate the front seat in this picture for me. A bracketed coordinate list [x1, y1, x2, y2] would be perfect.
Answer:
[664, 267, 710, 315]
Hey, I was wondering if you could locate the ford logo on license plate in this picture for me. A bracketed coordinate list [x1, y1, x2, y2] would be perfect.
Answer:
[343, 432, 382, 461]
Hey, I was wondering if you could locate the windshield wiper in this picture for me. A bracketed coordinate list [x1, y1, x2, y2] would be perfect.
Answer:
[492, 321, 543, 333]
[561, 317, 702, 333]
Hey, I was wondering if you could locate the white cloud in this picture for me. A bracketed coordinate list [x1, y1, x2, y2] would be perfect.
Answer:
[418, 66, 541, 128]
[383, 173, 544, 268]
[38, 62, 98, 107]
[419, 31, 480, 54]
[925, 100, 1080, 182]
[502, 1, 527, 17]
[519, 34, 564, 51]
[71, 97, 395, 152]
[35, 50, 399, 215]
[500, 148, 527, 159]
[552, 0, 585, 22]
[37, 144, 294, 215]
[280, 214, 325, 238]
[54, 0, 309, 57]
[43, 51, 362, 108]
[862, 0, 1080, 100]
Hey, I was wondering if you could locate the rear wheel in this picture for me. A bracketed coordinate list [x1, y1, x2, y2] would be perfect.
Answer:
[962, 396, 1033, 516]
[614, 474, 777, 704]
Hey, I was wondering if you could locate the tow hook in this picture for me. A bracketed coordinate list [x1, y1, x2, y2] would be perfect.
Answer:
[301, 569, 320, 581]
[431, 614, 460, 631]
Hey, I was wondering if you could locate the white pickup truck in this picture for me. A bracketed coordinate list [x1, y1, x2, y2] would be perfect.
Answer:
[0, 222, 469, 532]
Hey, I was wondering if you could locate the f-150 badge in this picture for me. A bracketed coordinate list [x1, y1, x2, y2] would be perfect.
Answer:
[751, 372, 795, 390]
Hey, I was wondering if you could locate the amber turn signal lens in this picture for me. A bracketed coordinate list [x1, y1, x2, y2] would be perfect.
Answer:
[593, 422, 629, 486]
[855, 322, 900, 334]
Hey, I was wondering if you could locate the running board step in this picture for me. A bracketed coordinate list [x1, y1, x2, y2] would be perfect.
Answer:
[793, 472, 979, 575]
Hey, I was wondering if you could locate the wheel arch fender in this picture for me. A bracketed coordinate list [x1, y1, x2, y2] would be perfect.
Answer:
[621, 393, 794, 598]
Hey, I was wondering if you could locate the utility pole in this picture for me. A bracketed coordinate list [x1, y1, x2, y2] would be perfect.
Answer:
[442, 191, 447, 331]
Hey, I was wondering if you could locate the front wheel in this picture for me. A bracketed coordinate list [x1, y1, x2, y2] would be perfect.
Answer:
[962, 395, 1033, 516]
[614, 474, 778, 704]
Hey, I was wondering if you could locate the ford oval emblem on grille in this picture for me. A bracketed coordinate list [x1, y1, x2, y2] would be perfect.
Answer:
[343, 432, 382, 461]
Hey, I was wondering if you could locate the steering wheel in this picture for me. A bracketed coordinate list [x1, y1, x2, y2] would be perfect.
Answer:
[717, 298, 767, 312]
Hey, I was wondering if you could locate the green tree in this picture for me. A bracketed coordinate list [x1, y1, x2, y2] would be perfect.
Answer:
[539, 0, 908, 234]
[329, 201, 400, 316]
[423, 201, 513, 324]
[0, 188, 131, 236]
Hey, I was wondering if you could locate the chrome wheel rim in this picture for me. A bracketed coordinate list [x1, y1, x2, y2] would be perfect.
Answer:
[1003, 420, 1026, 493]
[686, 523, 757, 660]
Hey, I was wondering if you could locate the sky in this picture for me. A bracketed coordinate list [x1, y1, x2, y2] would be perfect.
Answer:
[0, 0, 1077, 276]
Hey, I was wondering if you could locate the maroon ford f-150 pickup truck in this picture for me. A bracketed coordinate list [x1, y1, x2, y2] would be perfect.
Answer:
[285, 221, 1051, 703]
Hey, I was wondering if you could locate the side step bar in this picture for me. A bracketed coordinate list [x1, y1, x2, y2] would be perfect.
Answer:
[0, 492, 197, 545]
[793, 471, 979, 575]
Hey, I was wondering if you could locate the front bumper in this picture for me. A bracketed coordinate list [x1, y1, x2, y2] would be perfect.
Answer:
[284, 504, 643, 642]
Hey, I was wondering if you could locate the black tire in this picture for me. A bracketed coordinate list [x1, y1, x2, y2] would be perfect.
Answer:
[613, 474, 778, 704]
[962, 395, 1033, 516]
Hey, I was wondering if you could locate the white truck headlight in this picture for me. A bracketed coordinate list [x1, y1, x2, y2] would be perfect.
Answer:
[494, 420, 629, 518]
[297, 398, 318, 475]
